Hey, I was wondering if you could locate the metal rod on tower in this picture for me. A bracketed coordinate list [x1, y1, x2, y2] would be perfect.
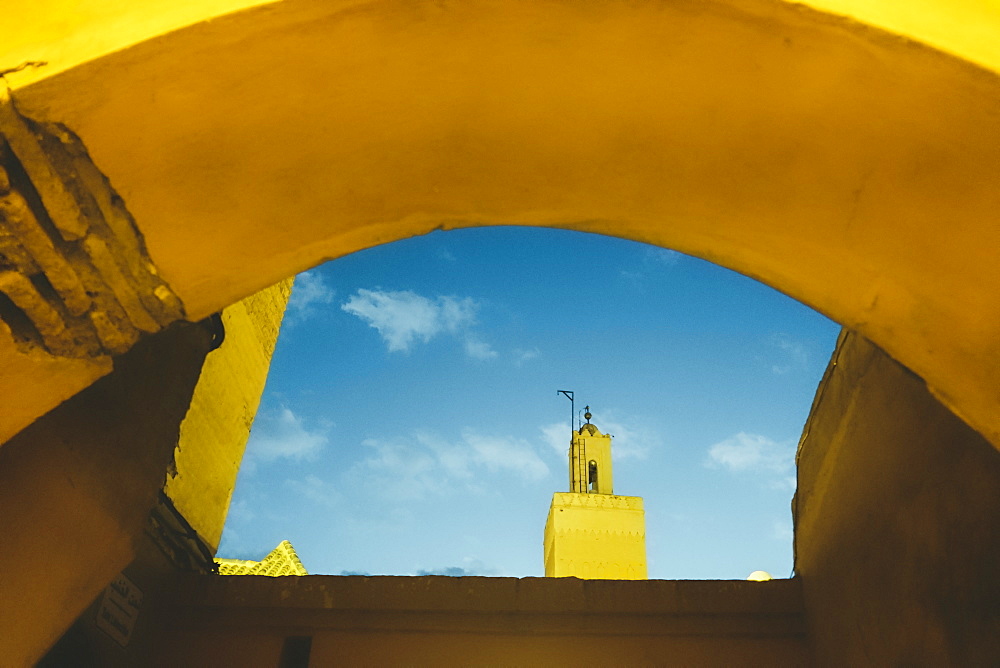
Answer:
[557, 390, 575, 433]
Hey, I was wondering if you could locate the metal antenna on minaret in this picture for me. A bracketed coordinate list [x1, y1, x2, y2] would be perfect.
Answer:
[557, 390, 575, 433]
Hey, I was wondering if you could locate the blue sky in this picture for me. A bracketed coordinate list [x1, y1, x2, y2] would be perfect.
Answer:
[218, 226, 839, 580]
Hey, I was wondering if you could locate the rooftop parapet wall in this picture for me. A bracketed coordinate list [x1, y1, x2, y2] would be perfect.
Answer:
[152, 575, 808, 666]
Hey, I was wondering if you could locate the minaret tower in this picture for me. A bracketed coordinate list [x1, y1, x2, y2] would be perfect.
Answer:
[544, 408, 647, 579]
[569, 407, 614, 495]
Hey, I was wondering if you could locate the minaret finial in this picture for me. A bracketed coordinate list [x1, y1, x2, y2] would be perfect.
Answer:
[584, 407, 592, 423]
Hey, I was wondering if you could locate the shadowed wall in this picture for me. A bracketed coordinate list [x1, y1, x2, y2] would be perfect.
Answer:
[795, 332, 1000, 665]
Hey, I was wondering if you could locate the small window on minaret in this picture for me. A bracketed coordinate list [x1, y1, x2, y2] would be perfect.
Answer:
[588, 460, 598, 492]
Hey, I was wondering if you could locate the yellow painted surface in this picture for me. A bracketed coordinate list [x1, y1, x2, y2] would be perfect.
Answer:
[163, 279, 291, 551]
[547, 416, 646, 579]
[4, 0, 1000, 88]
[569, 422, 614, 495]
[1, 1, 999, 662]
[0, 328, 110, 445]
[3, 0, 1000, 457]
[1, 0, 277, 88]
[545, 493, 647, 580]
[795, 332, 1000, 664]
[804, 0, 1000, 73]
[216, 540, 307, 576]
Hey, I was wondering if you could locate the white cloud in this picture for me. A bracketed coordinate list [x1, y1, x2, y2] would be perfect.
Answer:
[619, 269, 643, 282]
[621, 247, 683, 282]
[462, 430, 549, 480]
[513, 347, 540, 366]
[353, 429, 549, 501]
[246, 406, 330, 462]
[285, 474, 342, 508]
[541, 422, 571, 456]
[285, 270, 335, 326]
[359, 436, 441, 500]
[438, 295, 478, 331]
[771, 334, 809, 375]
[224, 498, 255, 526]
[706, 432, 795, 477]
[769, 475, 798, 491]
[341, 289, 491, 358]
[645, 247, 682, 266]
[539, 414, 654, 461]
[594, 416, 655, 460]
[217, 500, 262, 558]
[464, 336, 498, 360]
[341, 289, 452, 351]
[772, 519, 794, 542]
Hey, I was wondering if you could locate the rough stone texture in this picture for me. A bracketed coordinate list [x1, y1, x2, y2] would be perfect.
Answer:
[0, 90, 186, 446]
[795, 331, 1000, 665]
[0, 91, 183, 357]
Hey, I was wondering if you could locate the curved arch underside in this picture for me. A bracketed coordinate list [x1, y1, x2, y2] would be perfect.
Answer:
[9, 0, 1000, 449]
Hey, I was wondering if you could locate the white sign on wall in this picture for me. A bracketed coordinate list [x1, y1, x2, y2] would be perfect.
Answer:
[96, 573, 143, 647]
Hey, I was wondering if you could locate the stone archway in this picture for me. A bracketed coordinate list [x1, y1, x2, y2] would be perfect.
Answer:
[4, 2, 1000, 662]
[5, 0, 1000, 453]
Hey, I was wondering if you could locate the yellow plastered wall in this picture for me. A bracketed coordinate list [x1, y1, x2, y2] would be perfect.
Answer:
[5, 0, 1000, 458]
[803, 0, 1000, 74]
[5, 0, 1000, 88]
[570, 425, 614, 495]
[1, 0, 278, 88]
[544, 493, 647, 580]
[163, 279, 292, 551]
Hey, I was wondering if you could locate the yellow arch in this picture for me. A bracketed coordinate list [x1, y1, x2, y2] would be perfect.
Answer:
[6, 0, 1000, 452]
[7, 0, 1000, 86]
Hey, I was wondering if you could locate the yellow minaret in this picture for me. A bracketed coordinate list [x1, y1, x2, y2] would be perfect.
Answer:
[544, 407, 647, 579]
